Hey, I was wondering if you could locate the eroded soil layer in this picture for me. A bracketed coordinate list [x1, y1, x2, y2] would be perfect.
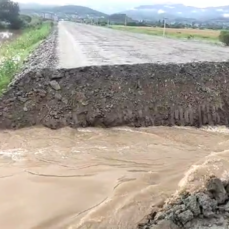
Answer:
[0, 62, 229, 129]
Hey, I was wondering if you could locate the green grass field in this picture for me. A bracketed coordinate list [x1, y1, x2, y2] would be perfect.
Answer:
[0, 21, 52, 94]
[110, 25, 220, 42]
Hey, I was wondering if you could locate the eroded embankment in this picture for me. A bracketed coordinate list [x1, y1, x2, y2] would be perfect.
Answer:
[0, 62, 229, 129]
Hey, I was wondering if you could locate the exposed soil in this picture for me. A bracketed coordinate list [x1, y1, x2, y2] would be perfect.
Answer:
[1, 62, 229, 129]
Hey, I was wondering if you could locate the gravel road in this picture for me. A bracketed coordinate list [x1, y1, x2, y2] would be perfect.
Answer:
[58, 21, 229, 68]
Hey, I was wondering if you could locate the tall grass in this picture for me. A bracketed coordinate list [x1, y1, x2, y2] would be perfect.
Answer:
[0, 21, 52, 94]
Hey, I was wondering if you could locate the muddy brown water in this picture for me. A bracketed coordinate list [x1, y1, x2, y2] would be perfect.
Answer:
[1, 126, 229, 229]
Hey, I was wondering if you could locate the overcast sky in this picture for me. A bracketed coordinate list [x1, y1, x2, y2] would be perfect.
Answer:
[17, 0, 229, 8]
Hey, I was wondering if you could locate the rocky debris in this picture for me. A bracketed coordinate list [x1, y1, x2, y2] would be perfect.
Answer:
[138, 176, 229, 229]
[183, 196, 200, 216]
[151, 220, 180, 229]
[177, 210, 194, 224]
[206, 177, 228, 204]
[51, 71, 62, 80]
[196, 193, 217, 218]
[49, 80, 61, 90]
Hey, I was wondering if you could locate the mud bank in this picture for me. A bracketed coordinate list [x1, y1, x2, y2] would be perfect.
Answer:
[138, 176, 229, 229]
[0, 62, 229, 129]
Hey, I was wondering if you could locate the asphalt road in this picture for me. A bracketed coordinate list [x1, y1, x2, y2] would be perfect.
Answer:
[57, 21, 229, 68]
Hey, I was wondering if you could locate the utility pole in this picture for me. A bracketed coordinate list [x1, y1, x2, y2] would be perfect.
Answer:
[163, 17, 167, 37]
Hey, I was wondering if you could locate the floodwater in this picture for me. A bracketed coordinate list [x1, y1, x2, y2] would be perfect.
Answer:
[0, 30, 20, 44]
[0, 126, 229, 229]
[0, 30, 21, 64]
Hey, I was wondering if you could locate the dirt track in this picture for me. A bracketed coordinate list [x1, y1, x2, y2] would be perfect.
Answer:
[57, 21, 229, 68]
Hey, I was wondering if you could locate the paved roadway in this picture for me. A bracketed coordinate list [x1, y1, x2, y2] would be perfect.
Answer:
[57, 21, 229, 68]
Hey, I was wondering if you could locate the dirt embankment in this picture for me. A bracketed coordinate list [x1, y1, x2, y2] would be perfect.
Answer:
[0, 62, 229, 129]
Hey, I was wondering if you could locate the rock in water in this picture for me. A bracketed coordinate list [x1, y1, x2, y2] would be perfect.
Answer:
[184, 195, 201, 216]
[206, 176, 228, 204]
[196, 192, 217, 218]
[150, 220, 180, 229]
[177, 210, 194, 225]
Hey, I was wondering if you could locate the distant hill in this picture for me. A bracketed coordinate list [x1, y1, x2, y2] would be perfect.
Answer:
[108, 14, 134, 24]
[123, 3, 229, 21]
[20, 5, 108, 18]
[19, 3, 229, 22]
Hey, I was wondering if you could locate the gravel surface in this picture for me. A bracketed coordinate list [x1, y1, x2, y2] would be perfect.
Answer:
[57, 22, 229, 68]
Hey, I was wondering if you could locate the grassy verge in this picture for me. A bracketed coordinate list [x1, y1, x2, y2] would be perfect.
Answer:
[110, 25, 220, 42]
[0, 21, 52, 94]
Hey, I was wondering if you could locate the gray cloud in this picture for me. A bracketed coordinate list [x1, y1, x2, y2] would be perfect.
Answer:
[18, 0, 229, 13]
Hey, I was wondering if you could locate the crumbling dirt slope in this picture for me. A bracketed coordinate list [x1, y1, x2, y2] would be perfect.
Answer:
[0, 62, 229, 129]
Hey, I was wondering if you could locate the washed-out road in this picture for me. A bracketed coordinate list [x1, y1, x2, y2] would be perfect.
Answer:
[57, 21, 229, 68]
[1, 22, 229, 229]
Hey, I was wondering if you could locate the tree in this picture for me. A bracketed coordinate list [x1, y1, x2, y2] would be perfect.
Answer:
[219, 30, 229, 46]
[0, 0, 22, 29]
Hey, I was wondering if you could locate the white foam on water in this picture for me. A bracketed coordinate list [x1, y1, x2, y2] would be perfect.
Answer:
[178, 153, 229, 194]
[77, 128, 95, 133]
[0, 31, 13, 39]
[202, 126, 229, 134]
[0, 149, 26, 162]
[176, 126, 229, 194]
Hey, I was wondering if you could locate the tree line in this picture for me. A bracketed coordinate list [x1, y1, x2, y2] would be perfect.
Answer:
[0, 0, 27, 29]
[97, 18, 229, 30]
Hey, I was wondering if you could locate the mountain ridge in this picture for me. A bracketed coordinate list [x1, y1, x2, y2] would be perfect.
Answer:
[20, 4, 108, 18]
[19, 2, 229, 21]
[123, 3, 229, 21]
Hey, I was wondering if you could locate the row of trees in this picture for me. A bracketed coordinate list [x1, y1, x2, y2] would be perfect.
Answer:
[97, 17, 229, 31]
[0, 0, 23, 29]
[127, 20, 229, 30]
